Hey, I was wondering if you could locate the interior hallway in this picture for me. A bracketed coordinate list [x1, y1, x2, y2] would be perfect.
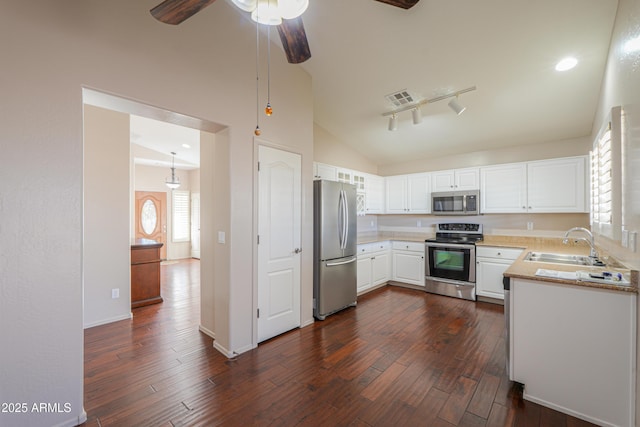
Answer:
[82, 259, 594, 426]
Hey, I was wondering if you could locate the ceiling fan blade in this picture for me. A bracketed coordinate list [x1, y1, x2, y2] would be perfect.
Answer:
[373, 0, 420, 9]
[150, 0, 217, 25]
[277, 17, 312, 64]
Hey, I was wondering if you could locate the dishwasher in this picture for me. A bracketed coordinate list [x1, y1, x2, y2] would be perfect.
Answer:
[503, 276, 511, 379]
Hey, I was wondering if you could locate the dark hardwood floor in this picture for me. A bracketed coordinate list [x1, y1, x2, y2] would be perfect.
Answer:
[83, 259, 595, 426]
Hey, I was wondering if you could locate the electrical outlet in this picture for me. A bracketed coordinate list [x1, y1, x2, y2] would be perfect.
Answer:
[527, 222, 534, 230]
[622, 229, 629, 248]
[370, 221, 374, 227]
[111, 288, 119, 299]
[417, 220, 422, 227]
[218, 231, 225, 244]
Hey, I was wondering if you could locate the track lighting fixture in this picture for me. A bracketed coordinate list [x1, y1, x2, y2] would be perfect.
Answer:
[448, 96, 466, 115]
[382, 86, 475, 131]
[411, 107, 422, 124]
[388, 113, 398, 131]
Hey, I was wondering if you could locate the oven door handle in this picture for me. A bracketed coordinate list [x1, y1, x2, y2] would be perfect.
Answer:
[425, 242, 476, 250]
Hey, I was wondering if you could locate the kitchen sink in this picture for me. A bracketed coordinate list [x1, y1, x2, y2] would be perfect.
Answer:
[523, 251, 606, 267]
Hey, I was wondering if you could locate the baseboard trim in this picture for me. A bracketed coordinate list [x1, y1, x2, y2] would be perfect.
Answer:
[523, 391, 618, 427]
[51, 410, 87, 427]
[198, 325, 215, 339]
[83, 313, 132, 329]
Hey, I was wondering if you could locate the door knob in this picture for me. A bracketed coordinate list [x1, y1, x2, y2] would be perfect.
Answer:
[294, 248, 302, 254]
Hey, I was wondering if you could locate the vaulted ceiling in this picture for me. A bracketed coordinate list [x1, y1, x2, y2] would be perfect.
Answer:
[136, 0, 618, 168]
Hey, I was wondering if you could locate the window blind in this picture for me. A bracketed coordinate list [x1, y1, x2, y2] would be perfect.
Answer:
[172, 190, 191, 242]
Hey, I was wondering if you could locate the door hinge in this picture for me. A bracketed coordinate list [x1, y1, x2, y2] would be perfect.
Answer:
[257, 161, 260, 171]
[257, 235, 260, 244]
[257, 308, 260, 318]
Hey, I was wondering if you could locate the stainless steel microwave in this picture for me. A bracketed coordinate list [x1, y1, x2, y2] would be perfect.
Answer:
[432, 190, 480, 215]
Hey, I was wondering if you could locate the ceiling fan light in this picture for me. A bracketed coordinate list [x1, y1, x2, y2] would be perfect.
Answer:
[231, 0, 257, 12]
[279, 0, 309, 19]
[251, 0, 283, 25]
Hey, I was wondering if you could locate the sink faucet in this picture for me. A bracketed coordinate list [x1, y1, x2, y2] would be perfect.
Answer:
[563, 227, 599, 258]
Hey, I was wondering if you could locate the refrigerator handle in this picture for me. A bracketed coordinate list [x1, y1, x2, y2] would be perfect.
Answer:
[326, 257, 357, 267]
[337, 190, 344, 249]
[343, 190, 349, 248]
[339, 190, 347, 249]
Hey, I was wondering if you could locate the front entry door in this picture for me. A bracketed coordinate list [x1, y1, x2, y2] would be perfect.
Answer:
[257, 145, 302, 343]
[135, 191, 167, 260]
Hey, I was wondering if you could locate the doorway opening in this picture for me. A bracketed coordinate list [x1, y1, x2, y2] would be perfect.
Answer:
[82, 87, 225, 335]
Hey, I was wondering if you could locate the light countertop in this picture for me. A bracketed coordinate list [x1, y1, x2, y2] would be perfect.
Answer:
[483, 236, 638, 294]
[357, 232, 638, 293]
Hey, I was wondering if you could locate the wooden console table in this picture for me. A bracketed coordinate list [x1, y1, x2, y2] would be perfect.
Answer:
[131, 239, 164, 308]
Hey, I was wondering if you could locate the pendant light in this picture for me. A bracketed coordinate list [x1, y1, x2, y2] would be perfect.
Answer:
[165, 152, 181, 189]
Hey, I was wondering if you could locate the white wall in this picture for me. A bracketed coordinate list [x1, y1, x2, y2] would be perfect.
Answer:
[84, 105, 133, 329]
[591, 0, 640, 271]
[590, 0, 640, 421]
[0, 1, 313, 426]
[314, 124, 379, 174]
[378, 136, 591, 176]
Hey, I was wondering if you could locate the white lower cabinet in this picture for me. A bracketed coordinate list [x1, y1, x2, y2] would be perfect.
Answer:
[511, 278, 636, 427]
[391, 241, 425, 287]
[475, 246, 523, 300]
[357, 241, 390, 294]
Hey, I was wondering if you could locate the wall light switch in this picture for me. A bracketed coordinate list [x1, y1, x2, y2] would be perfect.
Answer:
[111, 288, 119, 299]
[218, 231, 226, 244]
[622, 229, 629, 248]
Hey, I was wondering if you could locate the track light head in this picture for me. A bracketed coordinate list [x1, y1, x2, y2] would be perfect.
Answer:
[448, 97, 466, 115]
[411, 107, 422, 125]
[388, 113, 398, 131]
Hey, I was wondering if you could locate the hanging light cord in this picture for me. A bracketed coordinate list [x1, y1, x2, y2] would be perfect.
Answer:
[254, 10, 260, 135]
[267, 25, 271, 107]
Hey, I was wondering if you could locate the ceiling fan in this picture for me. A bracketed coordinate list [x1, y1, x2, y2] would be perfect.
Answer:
[150, 0, 421, 64]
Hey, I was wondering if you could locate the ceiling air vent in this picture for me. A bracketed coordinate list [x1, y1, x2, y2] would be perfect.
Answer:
[385, 89, 418, 108]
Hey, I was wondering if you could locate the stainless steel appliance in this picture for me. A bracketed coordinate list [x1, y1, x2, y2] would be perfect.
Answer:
[432, 190, 480, 215]
[424, 223, 483, 301]
[313, 180, 357, 320]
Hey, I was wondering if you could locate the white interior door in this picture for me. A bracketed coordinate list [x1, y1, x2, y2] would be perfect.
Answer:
[257, 145, 302, 342]
[190, 192, 200, 259]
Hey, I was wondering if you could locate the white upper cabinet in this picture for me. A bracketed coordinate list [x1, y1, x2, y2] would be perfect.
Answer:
[527, 157, 587, 213]
[313, 162, 338, 181]
[385, 173, 430, 214]
[431, 167, 480, 192]
[365, 174, 385, 214]
[481, 156, 587, 213]
[480, 163, 528, 213]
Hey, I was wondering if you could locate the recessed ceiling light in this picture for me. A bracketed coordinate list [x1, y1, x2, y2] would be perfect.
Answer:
[624, 35, 640, 53]
[182, 143, 191, 149]
[555, 57, 578, 71]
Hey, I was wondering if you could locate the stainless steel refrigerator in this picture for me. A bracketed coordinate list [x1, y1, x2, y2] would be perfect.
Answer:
[313, 180, 357, 320]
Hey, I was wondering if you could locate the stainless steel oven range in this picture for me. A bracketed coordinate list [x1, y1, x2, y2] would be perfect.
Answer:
[424, 223, 483, 301]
